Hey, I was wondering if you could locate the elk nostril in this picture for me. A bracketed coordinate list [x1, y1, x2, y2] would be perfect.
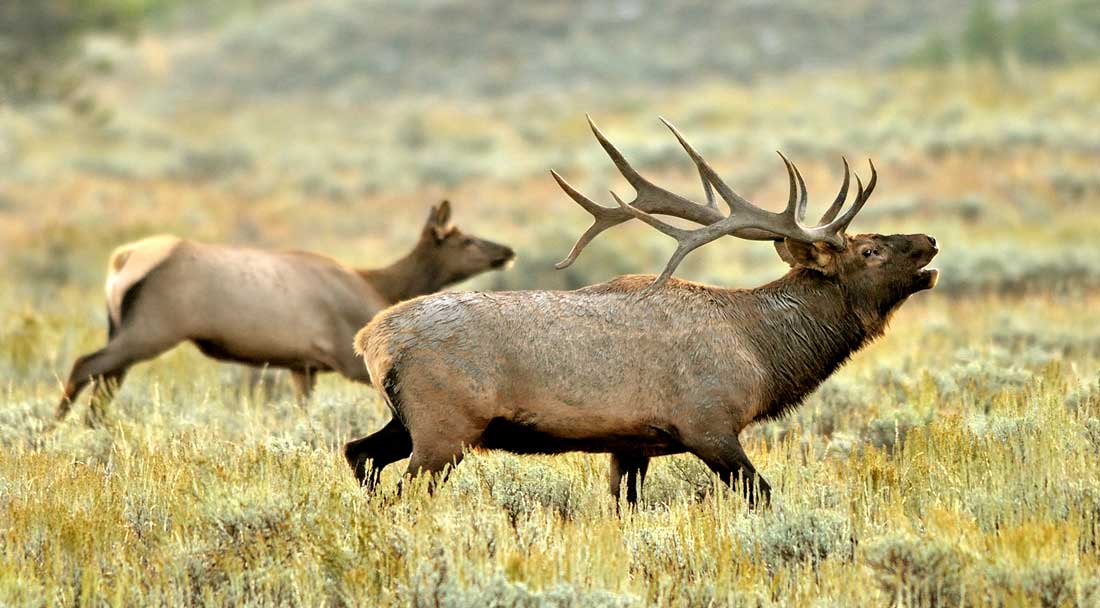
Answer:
[927, 236, 937, 248]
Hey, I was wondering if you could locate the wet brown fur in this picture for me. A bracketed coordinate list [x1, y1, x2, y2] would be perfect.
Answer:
[345, 232, 938, 505]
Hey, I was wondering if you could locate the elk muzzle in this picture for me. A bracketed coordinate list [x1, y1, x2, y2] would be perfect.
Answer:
[489, 243, 517, 269]
[912, 234, 939, 290]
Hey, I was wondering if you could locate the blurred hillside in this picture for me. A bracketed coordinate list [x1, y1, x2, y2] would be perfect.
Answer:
[105, 0, 1100, 105]
[1, 0, 1100, 303]
[163, 0, 965, 102]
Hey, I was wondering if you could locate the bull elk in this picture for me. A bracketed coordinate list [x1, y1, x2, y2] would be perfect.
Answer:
[55, 200, 514, 424]
[346, 117, 938, 507]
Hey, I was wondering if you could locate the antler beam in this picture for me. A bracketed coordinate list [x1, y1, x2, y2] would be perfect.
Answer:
[551, 116, 876, 288]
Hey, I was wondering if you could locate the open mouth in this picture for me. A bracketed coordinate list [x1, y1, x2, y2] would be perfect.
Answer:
[919, 268, 940, 289]
[917, 242, 939, 289]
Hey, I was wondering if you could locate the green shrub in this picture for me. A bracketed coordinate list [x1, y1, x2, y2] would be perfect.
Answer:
[864, 532, 972, 607]
[732, 509, 853, 569]
[402, 554, 639, 608]
[169, 146, 255, 182]
[1012, 7, 1068, 65]
[982, 561, 1089, 608]
[909, 31, 954, 67]
[865, 409, 928, 452]
[962, 0, 1006, 68]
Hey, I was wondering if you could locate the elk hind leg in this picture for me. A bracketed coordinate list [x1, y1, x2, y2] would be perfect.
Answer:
[56, 330, 177, 425]
[403, 446, 465, 493]
[57, 347, 111, 421]
[402, 417, 482, 494]
[85, 368, 128, 426]
[344, 417, 413, 490]
[57, 346, 134, 423]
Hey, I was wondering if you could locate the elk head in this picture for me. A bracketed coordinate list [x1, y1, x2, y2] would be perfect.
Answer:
[552, 116, 938, 314]
[417, 200, 516, 285]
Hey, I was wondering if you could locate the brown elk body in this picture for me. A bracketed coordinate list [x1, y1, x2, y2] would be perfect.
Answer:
[55, 201, 514, 424]
[345, 119, 938, 506]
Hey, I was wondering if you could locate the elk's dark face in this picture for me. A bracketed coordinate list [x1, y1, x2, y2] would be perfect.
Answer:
[420, 200, 515, 284]
[836, 233, 939, 296]
[778, 232, 939, 311]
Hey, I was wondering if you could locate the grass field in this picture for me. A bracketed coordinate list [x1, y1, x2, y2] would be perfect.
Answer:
[4, 290, 1100, 606]
[3, 9, 1100, 604]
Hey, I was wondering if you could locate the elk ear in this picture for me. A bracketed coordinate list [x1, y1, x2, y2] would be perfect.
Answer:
[775, 239, 838, 275]
[424, 203, 450, 242]
[435, 200, 452, 226]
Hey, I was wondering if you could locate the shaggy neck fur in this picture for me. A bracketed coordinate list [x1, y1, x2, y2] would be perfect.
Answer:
[732, 268, 894, 422]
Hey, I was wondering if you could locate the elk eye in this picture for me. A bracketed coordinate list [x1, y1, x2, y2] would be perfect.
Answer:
[862, 248, 878, 258]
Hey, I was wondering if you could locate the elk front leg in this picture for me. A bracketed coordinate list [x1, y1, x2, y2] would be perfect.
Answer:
[686, 435, 771, 508]
[291, 369, 317, 406]
[609, 452, 650, 507]
[245, 367, 278, 402]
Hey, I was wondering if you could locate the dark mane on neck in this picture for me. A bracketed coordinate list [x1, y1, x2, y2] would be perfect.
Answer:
[736, 269, 878, 421]
[590, 270, 888, 422]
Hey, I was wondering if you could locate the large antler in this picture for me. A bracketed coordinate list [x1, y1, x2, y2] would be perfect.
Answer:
[552, 116, 875, 288]
[551, 115, 776, 269]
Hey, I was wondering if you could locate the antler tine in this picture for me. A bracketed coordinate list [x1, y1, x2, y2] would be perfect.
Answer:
[824, 159, 875, 234]
[777, 152, 798, 218]
[863, 158, 878, 199]
[553, 116, 737, 269]
[659, 119, 828, 244]
[586, 114, 650, 193]
[609, 191, 728, 289]
[551, 164, 723, 268]
[837, 175, 864, 233]
[589, 115, 727, 218]
[550, 170, 622, 269]
[818, 157, 850, 224]
[555, 224, 606, 270]
[699, 168, 717, 210]
[658, 116, 756, 216]
[776, 152, 808, 223]
[550, 169, 613, 218]
[792, 161, 809, 223]
[587, 114, 720, 216]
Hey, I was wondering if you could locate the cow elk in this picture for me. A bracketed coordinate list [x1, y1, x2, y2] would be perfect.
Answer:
[55, 200, 514, 425]
[346, 117, 938, 507]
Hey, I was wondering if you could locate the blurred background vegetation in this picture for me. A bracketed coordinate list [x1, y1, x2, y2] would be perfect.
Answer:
[3, 0, 1100, 299]
[3, 1, 1100, 605]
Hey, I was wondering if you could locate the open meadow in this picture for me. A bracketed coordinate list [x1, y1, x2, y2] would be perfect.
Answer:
[3, 1, 1100, 606]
